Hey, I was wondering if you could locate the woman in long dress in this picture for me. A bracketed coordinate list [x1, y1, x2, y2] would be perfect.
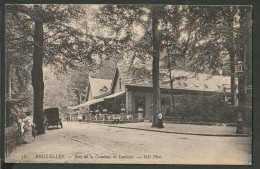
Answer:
[157, 112, 164, 128]
[20, 112, 33, 143]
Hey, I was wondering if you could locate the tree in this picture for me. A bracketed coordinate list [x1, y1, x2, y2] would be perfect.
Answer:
[150, 6, 161, 127]
[95, 5, 164, 127]
[5, 12, 33, 127]
[208, 6, 252, 105]
[66, 68, 89, 105]
[6, 4, 97, 134]
[95, 5, 235, 126]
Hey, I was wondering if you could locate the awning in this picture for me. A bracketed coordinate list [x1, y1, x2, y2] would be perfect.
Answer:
[68, 98, 104, 109]
[103, 90, 126, 100]
[67, 91, 125, 109]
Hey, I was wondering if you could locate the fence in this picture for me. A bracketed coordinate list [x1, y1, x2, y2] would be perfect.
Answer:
[84, 113, 142, 123]
[5, 126, 21, 156]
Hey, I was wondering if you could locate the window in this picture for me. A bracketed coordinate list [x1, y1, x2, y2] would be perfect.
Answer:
[100, 86, 108, 92]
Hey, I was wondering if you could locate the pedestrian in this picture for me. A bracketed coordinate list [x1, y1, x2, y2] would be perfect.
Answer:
[157, 111, 164, 128]
[82, 115, 85, 122]
[20, 111, 33, 143]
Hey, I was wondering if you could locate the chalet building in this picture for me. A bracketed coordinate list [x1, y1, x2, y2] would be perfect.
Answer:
[70, 62, 231, 122]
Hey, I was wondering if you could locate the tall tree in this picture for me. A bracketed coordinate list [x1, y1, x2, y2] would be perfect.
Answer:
[95, 5, 233, 126]
[6, 4, 97, 134]
[211, 6, 252, 105]
[5, 12, 33, 126]
[151, 6, 161, 127]
[96, 5, 164, 126]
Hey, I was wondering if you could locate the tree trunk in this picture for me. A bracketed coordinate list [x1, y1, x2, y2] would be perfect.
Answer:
[228, 8, 237, 106]
[32, 13, 45, 135]
[5, 62, 12, 127]
[230, 51, 236, 105]
[165, 21, 175, 115]
[151, 7, 160, 127]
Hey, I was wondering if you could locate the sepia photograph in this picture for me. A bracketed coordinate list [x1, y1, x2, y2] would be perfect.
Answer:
[4, 4, 252, 164]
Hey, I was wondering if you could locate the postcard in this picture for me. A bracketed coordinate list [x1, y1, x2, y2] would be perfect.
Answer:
[4, 4, 252, 165]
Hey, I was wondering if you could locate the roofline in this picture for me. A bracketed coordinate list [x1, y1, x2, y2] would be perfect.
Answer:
[86, 75, 91, 101]
[110, 65, 119, 94]
[93, 91, 111, 99]
[125, 84, 229, 95]
[86, 82, 90, 101]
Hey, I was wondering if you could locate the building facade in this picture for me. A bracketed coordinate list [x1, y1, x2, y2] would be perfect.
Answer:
[70, 62, 231, 122]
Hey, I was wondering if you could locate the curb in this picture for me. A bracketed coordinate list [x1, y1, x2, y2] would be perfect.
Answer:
[105, 125, 252, 137]
[65, 122, 252, 137]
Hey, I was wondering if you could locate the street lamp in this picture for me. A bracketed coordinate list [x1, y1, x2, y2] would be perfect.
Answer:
[235, 59, 245, 134]
[235, 60, 244, 73]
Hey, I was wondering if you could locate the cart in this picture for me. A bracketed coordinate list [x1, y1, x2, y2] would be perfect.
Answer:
[44, 107, 63, 129]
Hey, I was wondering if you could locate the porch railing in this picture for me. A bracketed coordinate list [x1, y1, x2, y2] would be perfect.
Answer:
[85, 113, 141, 122]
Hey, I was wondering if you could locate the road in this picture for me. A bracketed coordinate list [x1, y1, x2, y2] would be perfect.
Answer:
[5, 121, 252, 164]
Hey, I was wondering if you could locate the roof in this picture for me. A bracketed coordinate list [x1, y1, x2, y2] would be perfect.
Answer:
[117, 62, 230, 93]
[69, 98, 104, 109]
[89, 76, 112, 98]
[103, 90, 126, 100]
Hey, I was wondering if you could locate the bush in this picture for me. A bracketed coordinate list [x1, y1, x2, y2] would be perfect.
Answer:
[174, 93, 236, 124]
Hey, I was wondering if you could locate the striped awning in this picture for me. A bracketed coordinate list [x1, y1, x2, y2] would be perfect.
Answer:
[68, 98, 104, 109]
[68, 91, 126, 109]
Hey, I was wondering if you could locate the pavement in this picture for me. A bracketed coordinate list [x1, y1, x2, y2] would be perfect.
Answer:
[82, 121, 252, 137]
[5, 122, 252, 164]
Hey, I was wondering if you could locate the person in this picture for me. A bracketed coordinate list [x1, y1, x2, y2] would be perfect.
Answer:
[157, 112, 164, 128]
[20, 111, 33, 143]
[82, 115, 85, 122]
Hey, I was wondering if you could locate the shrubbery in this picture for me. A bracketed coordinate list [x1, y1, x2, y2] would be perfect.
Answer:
[172, 94, 237, 124]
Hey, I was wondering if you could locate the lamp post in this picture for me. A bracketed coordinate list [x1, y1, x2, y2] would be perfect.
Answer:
[235, 59, 245, 134]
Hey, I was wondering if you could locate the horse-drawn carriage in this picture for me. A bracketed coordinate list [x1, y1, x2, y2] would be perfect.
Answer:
[44, 107, 63, 129]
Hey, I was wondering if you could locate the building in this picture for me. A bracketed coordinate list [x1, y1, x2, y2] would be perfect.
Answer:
[69, 62, 231, 123]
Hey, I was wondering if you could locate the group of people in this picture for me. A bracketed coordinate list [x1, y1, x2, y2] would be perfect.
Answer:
[17, 110, 163, 143]
[18, 111, 34, 144]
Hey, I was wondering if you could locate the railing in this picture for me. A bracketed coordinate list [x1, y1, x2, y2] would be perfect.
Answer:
[85, 113, 141, 122]
[5, 126, 21, 156]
